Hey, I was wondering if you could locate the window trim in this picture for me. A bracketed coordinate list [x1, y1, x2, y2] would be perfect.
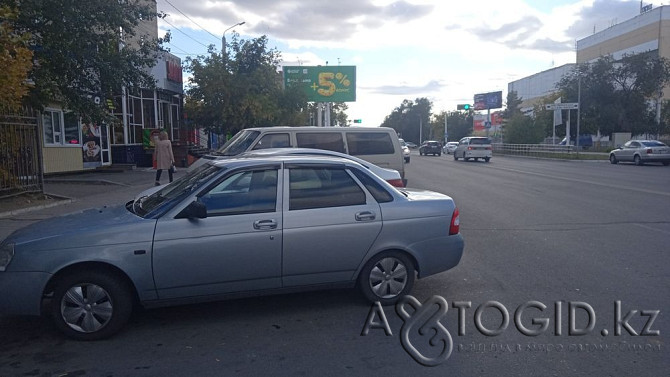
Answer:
[42, 108, 82, 148]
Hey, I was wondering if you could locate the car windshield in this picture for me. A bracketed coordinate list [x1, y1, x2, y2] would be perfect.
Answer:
[641, 141, 666, 147]
[470, 138, 491, 145]
[214, 130, 260, 156]
[131, 163, 224, 218]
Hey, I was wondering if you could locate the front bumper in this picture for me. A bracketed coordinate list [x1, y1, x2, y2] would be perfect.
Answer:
[0, 271, 51, 315]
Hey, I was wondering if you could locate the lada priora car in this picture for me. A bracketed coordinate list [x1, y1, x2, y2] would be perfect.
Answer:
[0, 155, 464, 340]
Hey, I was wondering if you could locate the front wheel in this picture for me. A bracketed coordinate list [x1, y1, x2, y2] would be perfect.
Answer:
[358, 251, 415, 305]
[51, 270, 134, 340]
[609, 154, 618, 164]
[453, 153, 458, 161]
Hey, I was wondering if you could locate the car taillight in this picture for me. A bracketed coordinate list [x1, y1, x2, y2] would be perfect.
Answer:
[449, 208, 460, 235]
[388, 178, 405, 187]
[486, 146, 492, 150]
[646, 148, 652, 154]
[468, 146, 473, 150]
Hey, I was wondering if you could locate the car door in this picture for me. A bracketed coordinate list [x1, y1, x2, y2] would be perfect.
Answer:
[281, 163, 383, 286]
[619, 141, 637, 161]
[152, 166, 283, 299]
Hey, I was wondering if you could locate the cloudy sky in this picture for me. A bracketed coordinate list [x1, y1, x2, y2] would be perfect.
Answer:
[156, 0, 644, 126]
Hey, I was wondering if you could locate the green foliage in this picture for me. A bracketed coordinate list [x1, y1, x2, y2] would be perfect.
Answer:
[184, 34, 308, 135]
[8, 0, 166, 123]
[380, 98, 432, 144]
[503, 91, 523, 119]
[432, 111, 472, 142]
[504, 113, 545, 144]
[556, 53, 670, 136]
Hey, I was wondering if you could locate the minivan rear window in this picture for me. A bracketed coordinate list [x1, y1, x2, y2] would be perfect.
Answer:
[470, 138, 491, 145]
[296, 132, 345, 153]
[347, 132, 394, 155]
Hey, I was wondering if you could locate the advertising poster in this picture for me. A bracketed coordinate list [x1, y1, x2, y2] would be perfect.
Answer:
[82, 123, 102, 168]
[283, 65, 356, 102]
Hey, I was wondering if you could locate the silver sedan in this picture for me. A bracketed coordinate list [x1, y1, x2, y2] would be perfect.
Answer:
[609, 140, 670, 166]
[0, 155, 464, 340]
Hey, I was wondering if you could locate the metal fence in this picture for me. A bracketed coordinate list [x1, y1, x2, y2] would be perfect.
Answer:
[492, 143, 577, 158]
[0, 107, 43, 198]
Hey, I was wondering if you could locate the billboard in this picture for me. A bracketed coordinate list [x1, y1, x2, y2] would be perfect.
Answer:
[474, 91, 502, 110]
[283, 65, 356, 102]
[473, 111, 503, 133]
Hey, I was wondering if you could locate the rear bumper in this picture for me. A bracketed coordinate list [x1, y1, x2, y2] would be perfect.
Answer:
[640, 155, 670, 163]
[464, 150, 492, 158]
[414, 234, 464, 278]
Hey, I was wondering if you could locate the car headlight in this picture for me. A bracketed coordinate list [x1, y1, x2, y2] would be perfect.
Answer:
[0, 242, 14, 271]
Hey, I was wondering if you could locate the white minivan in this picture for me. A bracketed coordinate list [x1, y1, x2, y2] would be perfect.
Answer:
[453, 137, 492, 162]
[191, 127, 406, 179]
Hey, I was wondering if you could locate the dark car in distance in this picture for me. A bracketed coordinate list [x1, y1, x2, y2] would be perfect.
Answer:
[419, 141, 442, 156]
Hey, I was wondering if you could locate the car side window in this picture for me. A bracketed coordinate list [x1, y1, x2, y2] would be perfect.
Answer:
[289, 167, 366, 210]
[199, 169, 278, 216]
[629, 142, 640, 148]
[346, 132, 394, 155]
[253, 133, 290, 150]
[296, 132, 345, 153]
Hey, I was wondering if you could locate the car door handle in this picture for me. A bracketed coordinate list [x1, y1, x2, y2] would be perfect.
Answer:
[355, 211, 376, 221]
[253, 219, 277, 230]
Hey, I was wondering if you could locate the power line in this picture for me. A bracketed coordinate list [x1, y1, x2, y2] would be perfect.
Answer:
[161, 18, 210, 49]
[162, 0, 221, 43]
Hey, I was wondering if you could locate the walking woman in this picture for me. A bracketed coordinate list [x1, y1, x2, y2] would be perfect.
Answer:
[154, 131, 175, 185]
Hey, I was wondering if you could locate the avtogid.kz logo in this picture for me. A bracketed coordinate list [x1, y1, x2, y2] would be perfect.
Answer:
[361, 295, 453, 366]
[361, 295, 661, 367]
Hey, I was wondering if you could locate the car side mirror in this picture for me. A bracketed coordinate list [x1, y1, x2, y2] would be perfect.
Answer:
[176, 201, 207, 219]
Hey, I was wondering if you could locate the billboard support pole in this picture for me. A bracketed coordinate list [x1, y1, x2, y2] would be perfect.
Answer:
[317, 104, 323, 127]
[486, 108, 491, 138]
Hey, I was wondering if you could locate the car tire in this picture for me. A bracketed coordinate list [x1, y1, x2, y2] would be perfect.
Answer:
[454, 154, 458, 161]
[358, 251, 415, 305]
[51, 270, 134, 341]
[634, 155, 643, 166]
[437, 152, 442, 156]
[464, 157, 470, 161]
[405, 157, 410, 163]
[663, 161, 669, 166]
[609, 154, 618, 164]
[484, 157, 490, 162]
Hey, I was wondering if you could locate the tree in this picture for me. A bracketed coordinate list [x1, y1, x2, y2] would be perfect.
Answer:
[8, 0, 166, 123]
[185, 35, 308, 136]
[556, 53, 670, 136]
[380, 97, 432, 143]
[503, 111, 545, 144]
[432, 110, 472, 142]
[503, 90, 523, 119]
[0, 5, 33, 111]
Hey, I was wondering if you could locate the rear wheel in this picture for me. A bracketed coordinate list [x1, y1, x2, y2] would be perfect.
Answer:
[609, 154, 618, 164]
[358, 251, 415, 305]
[51, 270, 133, 340]
[437, 152, 441, 156]
[634, 155, 643, 166]
[484, 157, 490, 162]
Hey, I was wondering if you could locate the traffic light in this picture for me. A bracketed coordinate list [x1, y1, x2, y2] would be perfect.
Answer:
[353, 119, 362, 123]
[457, 104, 471, 110]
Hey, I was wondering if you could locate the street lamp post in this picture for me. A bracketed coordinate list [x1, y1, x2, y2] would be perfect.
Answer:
[221, 21, 245, 54]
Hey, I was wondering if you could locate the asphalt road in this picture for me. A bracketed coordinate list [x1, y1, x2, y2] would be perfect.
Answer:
[1, 155, 668, 376]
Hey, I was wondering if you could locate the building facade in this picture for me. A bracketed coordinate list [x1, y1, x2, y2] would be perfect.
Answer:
[38, 1, 184, 174]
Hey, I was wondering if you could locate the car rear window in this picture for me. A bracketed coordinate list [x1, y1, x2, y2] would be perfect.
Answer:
[470, 138, 491, 145]
[641, 141, 666, 147]
[346, 132, 395, 155]
[296, 132, 345, 153]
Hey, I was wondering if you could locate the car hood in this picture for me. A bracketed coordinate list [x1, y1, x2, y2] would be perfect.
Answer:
[5, 204, 154, 249]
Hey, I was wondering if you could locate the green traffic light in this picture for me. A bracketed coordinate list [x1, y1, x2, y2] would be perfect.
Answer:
[463, 104, 470, 110]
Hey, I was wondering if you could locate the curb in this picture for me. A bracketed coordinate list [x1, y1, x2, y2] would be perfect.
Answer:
[0, 194, 73, 219]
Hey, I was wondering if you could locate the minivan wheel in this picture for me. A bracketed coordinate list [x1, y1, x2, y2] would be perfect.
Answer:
[484, 157, 490, 162]
[358, 251, 415, 305]
[609, 154, 618, 164]
[634, 155, 643, 166]
[51, 270, 133, 340]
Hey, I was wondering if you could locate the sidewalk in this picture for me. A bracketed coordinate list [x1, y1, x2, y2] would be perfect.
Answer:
[0, 167, 183, 240]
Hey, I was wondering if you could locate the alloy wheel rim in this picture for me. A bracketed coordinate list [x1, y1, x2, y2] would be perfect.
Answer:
[60, 283, 113, 333]
[369, 257, 408, 298]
